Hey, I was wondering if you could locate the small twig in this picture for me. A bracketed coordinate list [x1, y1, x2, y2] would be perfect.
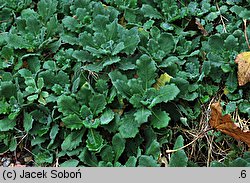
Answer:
[206, 135, 214, 167]
[16, 133, 28, 146]
[55, 149, 59, 167]
[166, 128, 213, 153]
[177, 0, 185, 7]
[243, 19, 250, 49]
[216, 2, 227, 33]
[0, 19, 12, 23]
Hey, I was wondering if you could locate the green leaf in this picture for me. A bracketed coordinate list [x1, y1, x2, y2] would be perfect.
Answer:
[151, 110, 170, 129]
[229, 158, 248, 167]
[9, 138, 17, 152]
[27, 57, 41, 73]
[134, 108, 152, 124]
[78, 147, 98, 166]
[72, 77, 80, 93]
[109, 71, 131, 98]
[83, 118, 100, 129]
[80, 105, 92, 118]
[239, 101, 250, 114]
[46, 15, 60, 38]
[61, 34, 78, 45]
[112, 133, 126, 162]
[100, 109, 115, 125]
[225, 72, 238, 93]
[143, 20, 155, 30]
[38, 0, 58, 22]
[202, 61, 211, 76]
[224, 35, 238, 50]
[37, 78, 44, 90]
[129, 94, 144, 108]
[180, 117, 189, 127]
[138, 155, 159, 167]
[35, 150, 53, 165]
[106, 19, 119, 41]
[62, 114, 83, 130]
[109, 70, 128, 83]
[112, 42, 125, 55]
[95, 79, 108, 93]
[137, 54, 157, 90]
[57, 95, 80, 116]
[119, 114, 140, 138]
[225, 101, 237, 114]
[31, 136, 46, 146]
[206, 12, 219, 21]
[239, 9, 250, 19]
[6, 34, 29, 49]
[50, 124, 59, 140]
[89, 94, 106, 116]
[243, 152, 250, 159]
[169, 135, 188, 167]
[145, 139, 160, 159]
[79, 31, 96, 48]
[26, 17, 41, 35]
[144, 126, 157, 143]
[0, 81, 17, 99]
[158, 33, 175, 55]
[182, 92, 198, 101]
[62, 16, 81, 32]
[98, 161, 113, 167]
[0, 32, 8, 45]
[103, 57, 121, 67]
[230, 5, 245, 15]
[0, 100, 10, 114]
[27, 94, 38, 102]
[92, 15, 109, 33]
[149, 84, 180, 108]
[208, 35, 223, 51]
[60, 159, 79, 167]
[210, 161, 226, 167]
[125, 156, 137, 167]
[86, 129, 104, 152]
[141, 4, 162, 19]
[221, 64, 232, 73]
[100, 145, 114, 162]
[72, 50, 92, 62]
[0, 118, 16, 131]
[61, 129, 85, 151]
[128, 78, 144, 94]
[24, 112, 33, 132]
[122, 28, 140, 55]
[82, 62, 104, 72]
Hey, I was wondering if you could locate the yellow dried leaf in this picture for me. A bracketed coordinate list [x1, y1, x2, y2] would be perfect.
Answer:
[223, 87, 230, 95]
[235, 52, 250, 86]
[153, 73, 172, 90]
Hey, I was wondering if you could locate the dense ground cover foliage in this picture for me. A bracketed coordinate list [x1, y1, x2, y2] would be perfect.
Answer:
[0, 0, 250, 167]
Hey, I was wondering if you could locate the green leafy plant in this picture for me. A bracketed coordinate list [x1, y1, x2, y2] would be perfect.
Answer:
[0, 0, 250, 167]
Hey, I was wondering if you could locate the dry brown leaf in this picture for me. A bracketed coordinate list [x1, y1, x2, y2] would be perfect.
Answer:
[209, 102, 250, 147]
[195, 18, 208, 36]
[235, 52, 250, 86]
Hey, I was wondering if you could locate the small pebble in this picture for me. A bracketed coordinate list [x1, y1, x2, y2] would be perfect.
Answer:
[24, 156, 33, 163]
[1, 157, 7, 162]
[2, 158, 11, 167]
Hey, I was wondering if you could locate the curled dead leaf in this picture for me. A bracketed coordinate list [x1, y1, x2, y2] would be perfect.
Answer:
[153, 73, 172, 90]
[209, 102, 250, 147]
[235, 52, 250, 86]
[195, 18, 208, 36]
